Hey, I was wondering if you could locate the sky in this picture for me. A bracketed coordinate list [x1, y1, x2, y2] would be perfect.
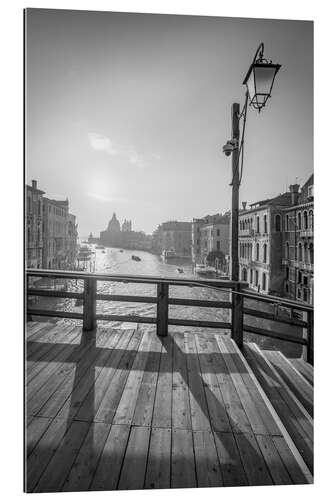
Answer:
[26, 9, 313, 237]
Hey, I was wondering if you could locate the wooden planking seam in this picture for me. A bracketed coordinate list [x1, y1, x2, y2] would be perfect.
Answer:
[241, 343, 313, 484]
[247, 343, 313, 433]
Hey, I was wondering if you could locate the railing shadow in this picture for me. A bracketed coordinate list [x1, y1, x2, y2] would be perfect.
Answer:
[25, 324, 307, 491]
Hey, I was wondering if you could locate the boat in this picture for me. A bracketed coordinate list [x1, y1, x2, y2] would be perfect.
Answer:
[177, 268, 184, 274]
[194, 264, 217, 278]
[161, 249, 177, 262]
[119, 249, 124, 252]
[131, 255, 141, 262]
[95, 245, 105, 250]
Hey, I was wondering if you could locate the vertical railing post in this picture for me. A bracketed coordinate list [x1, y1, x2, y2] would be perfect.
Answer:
[83, 277, 97, 331]
[156, 282, 169, 337]
[231, 282, 244, 348]
[306, 309, 314, 366]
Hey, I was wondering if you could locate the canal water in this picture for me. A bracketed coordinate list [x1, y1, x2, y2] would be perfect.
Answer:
[30, 245, 303, 358]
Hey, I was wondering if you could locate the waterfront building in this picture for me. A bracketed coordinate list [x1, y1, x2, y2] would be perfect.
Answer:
[122, 219, 132, 232]
[238, 188, 300, 295]
[192, 213, 230, 264]
[152, 221, 192, 258]
[67, 213, 78, 269]
[26, 180, 44, 268]
[100, 213, 152, 250]
[42, 198, 70, 269]
[282, 174, 314, 305]
[100, 213, 122, 247]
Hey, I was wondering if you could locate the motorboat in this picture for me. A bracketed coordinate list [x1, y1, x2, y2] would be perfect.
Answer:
[177, 268, 184, 274]
[131, 255, 141, 262]
[194, 264, 216, 278]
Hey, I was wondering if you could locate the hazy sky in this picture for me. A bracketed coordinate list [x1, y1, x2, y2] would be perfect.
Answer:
[26, 9, 313, 236]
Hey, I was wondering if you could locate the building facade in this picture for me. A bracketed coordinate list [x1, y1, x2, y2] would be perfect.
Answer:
[192, 213, 230, 264]
[282, 175, 314, 305]
[42, 198, 70, 269]
[100, 213, 151, 250]
[26, 180, 44, 268]
[152, 221, 192, 257]
[238, 189, 299, 295]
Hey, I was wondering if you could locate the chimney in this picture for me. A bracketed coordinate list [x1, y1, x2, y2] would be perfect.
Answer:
[289, 184, 300, 206]
[242, 201, 247, 210]
[32, 179, 37, 190]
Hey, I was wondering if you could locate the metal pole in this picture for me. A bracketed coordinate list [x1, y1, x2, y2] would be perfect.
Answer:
[230, 103, 240, 281]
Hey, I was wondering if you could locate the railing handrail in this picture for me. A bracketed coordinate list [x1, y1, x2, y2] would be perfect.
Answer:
[26, 268, 246, 290]
[26, 268, 313, 364]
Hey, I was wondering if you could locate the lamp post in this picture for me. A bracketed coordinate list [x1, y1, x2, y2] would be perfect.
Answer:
[223, 42, 281, 282]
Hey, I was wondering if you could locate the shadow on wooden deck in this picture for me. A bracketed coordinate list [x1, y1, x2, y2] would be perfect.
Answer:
[25, 323, 312, 492]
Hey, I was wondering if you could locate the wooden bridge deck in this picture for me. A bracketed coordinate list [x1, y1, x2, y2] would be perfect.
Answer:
[25, 321, 312, 492]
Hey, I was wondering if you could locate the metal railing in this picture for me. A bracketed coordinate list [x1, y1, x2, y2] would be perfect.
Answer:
[26, 269, 314, 364]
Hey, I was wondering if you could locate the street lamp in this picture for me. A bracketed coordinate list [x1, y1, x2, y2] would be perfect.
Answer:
[223, 42, 281, 282]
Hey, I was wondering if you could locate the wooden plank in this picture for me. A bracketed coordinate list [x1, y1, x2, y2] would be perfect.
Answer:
[243, 324, 307, 346]
[214, 431, 248, 487]
[255, 434, 292, 485]
[169, 318, 231, 329]
[171, 332, 192, 430]
[132, 334, 162, 426]
[37, 329, 122, 419]
[193, 430, 223, 487]
[195, 334, 242, 433]
[25, 418, 69, 492]
[27, 330, 96, 416]
[272, 435, 313, 484]
[265, 350, 313, 417]
[26, 321, 54, 339]
[112, 330, 153, 425]
[95, 329, 149, 424]
[67, 328, 137, 421]
[152, 336, 173, 428]
[218, 335, 281, 436]
[234, 432, 273, 486]
[26, 416, 52, 457]
[169, 298, 232, 309]
[243, 344, 313, 473]
[62, 422, 111, 491]
[290, 358, 314, 386]
[34, 420, 90, 492]
[184, 332, 211, 431]
[90, 424, 130, 491]
[244, 343, 313, 440]
[27, 325, 81, 381]
[117, 426, 151, 490]
[171, 428, 196, 488]
[144, 427, 171, 489]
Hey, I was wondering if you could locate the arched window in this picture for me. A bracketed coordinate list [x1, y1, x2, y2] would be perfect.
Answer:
[275, 214, 281, 232]
[304, 211, 308, 230]
[262, 273, 267, 291]
[242, 268, 247, 281]
[256, 243, 260, 261]
[250, 269, 253, 283]
[286, 266, 289, 280]
[303, 288, 308, 302]
[264, 215, 268, 234]
[309, 243, 314, 265]
[256, 216, 260, 233]
[297, 212, 302, 229]
[263, 243, 267, 263]
[304, 242, 308, 263]
[285, 215, 289, 231]
[285, 242, 289, 259]
[298, 243, 303, 262]
[309, 210, 313, 229]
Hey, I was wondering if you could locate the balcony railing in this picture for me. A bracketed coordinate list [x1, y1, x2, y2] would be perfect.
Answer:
[26, 269, 314, 364]
[300, 229, 314, 238]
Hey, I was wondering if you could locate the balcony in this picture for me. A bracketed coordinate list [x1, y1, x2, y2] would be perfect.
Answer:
[25, 269, 313, 492]
[299, 229, 314, 238]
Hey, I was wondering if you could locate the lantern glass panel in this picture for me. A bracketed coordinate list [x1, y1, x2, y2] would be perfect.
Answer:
[253, 65, 277, 96]
[245, 69, 256, 101]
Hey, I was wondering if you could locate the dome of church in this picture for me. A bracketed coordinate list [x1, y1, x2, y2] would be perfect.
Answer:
[107, 212, 121, 233]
